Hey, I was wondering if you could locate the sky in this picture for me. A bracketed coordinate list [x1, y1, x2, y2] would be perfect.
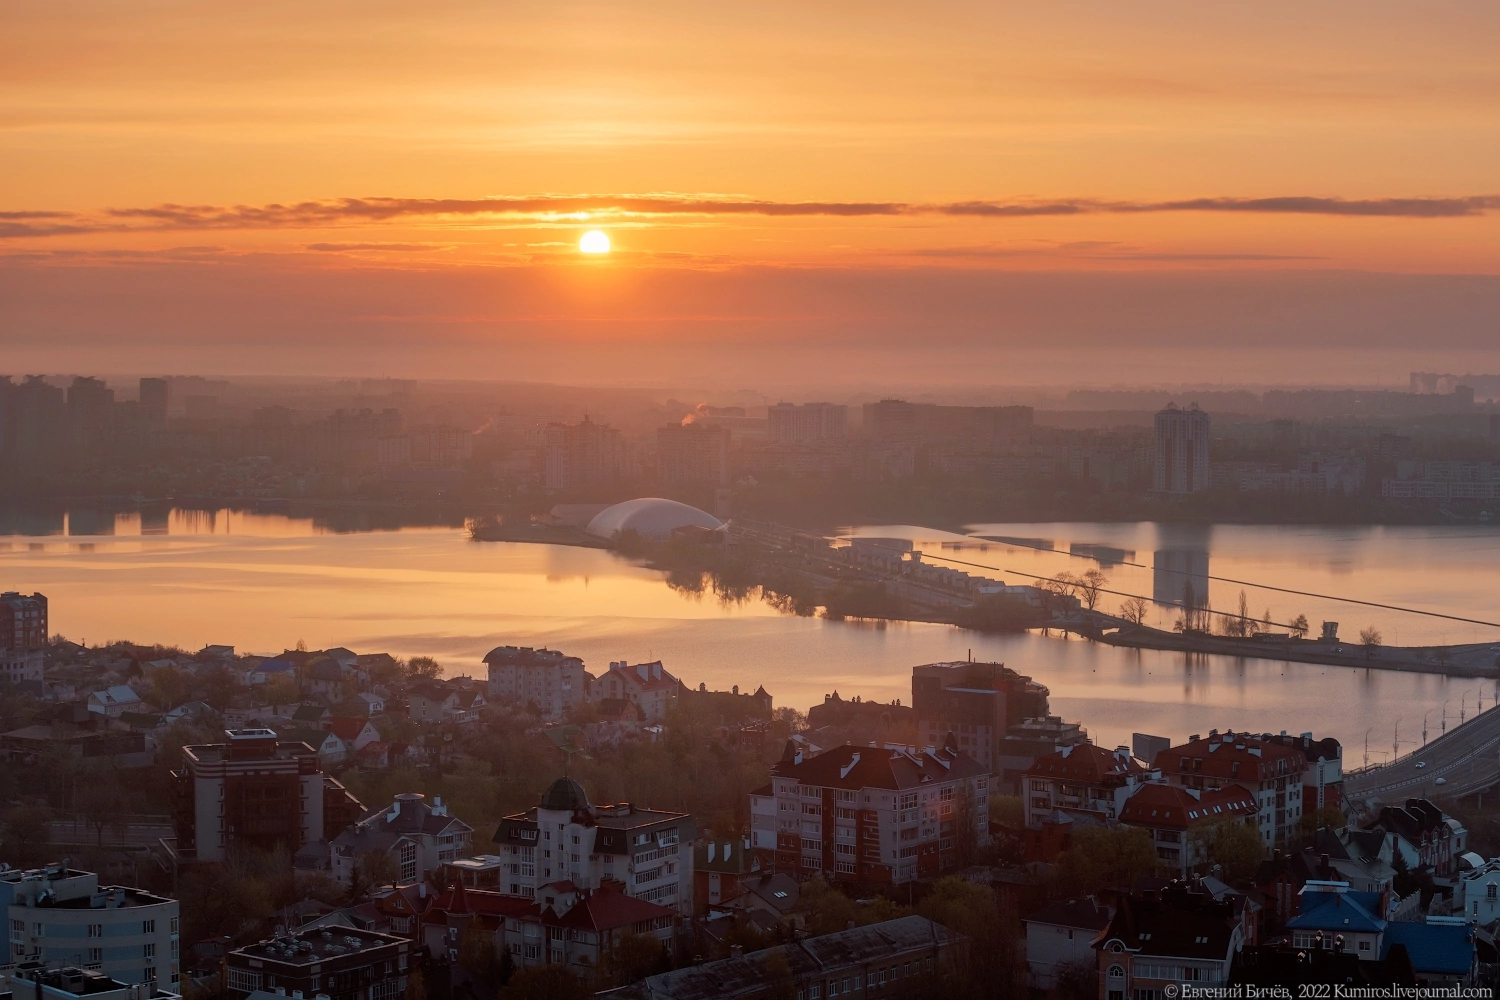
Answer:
[3, 1, 1499, 387]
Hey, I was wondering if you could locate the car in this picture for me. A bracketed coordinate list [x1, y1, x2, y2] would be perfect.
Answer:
[1416, 762, 1427, 769]
[1435, 777, 1447, 785]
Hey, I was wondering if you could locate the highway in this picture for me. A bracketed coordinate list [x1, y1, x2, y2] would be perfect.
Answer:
[1345, 703, 1500, 802]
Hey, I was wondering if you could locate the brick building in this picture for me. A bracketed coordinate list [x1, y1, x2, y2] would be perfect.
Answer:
[750, 739, 990, 885]
[912, 661, 1049, 776]
[1155, 730, 1309, 848]
[166, 729, 365, 864]
[1117, 782, 1259, 877]
[0, 591, 47, 683]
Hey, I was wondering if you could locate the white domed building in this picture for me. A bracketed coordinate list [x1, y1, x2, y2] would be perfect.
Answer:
[584, 497, 723, 541]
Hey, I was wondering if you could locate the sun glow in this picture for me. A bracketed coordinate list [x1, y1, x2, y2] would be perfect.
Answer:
[579, 230, 611, 254]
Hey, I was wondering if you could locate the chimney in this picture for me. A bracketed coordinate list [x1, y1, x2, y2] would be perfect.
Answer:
[730, 945, 744, 959]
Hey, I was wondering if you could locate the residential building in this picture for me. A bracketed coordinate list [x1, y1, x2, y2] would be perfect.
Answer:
[166, 729, 365, 864]
[591, 661, 679, 722]
[1095, 885, 1247, 998]
[0, 592, 46, 684]
[996, 716, 1089, 795]
[86, 688, 143, 719]
[1021, 743, 1156, 835]
[1455, 857, 1500, 924]
[327, 718, 380, 753]
[1264, 732, 1343, 812]
[1155, 730, 1309, 848]
[692, 838, 766, 916]
[656, 422, 730, 486]
[280, 728, 348, 764]
[493, 777, 696, 914]
[304, 660, 347, 702]
[1381, 919, 1478, 985]
[1286, 882, 1386, 959]
[677, 683, 772, 722]
[8, 968, 180, 1000]
[1364, 799, 1467, 877]
[725, 872, 800, 928]
[222, 927, 409, 1000]
[750, 739, 990, 885]
[806, 692, 913, 731]
[599, 914, 960, 1000]
[1152, 403, 1211, 493]
[0, 865, 179, 988]
[767, 402, 848, 444]
[483, 646, 588, 719]
[330, 793, 474, 887]
[1118, 782, 1260, 877]
[862, 399, 1033, 447]
[405, 682, 484, 725]
[440, 855, 506, 891]
[1024, 896, 1111, 989]
[912, 661, 1050, 776]
[543, 416, 624, 489]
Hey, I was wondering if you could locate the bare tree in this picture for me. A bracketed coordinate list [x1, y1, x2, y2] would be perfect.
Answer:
[1118, 597, 1150, 626]
[1359, 626, 1382, 659]
[1290, 613, 1309, 639]
[1077, 569, 1108, 611]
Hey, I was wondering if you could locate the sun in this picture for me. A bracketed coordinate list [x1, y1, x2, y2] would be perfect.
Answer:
[579, 230, 611, 254]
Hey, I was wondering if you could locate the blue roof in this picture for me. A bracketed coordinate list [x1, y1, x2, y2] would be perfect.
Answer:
[1287, 890, 1386, 934]
[1381, 922, 1475, 976]
[259, 658, 295, 673]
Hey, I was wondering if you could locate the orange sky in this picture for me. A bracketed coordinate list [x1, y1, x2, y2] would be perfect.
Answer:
[3, 1, 1499, 385]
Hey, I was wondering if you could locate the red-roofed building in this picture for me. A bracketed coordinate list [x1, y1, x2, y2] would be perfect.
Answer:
[1156, 730, 1309, 848]
[1118, 782, 1259, 877]
[749, 738, 990, 885]
[423, 879, 675, 977]
[1022, 743, 1156, 835]
[328, 717, 381, 752]
[591, 661, 680, 722]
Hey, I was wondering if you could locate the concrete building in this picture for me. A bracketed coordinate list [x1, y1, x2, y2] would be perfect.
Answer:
[1095, 885, 1247, 996]
[222, 927, 409, 1000]
[1154, 730, 1308, 848]
[166, 730, 365, 864]
[1024, 896, 1111, 990]
[1152, 403, 1211, 493]
[912, 661, 1050, 775]
[1455, 858, 1500, 924]
[767, 403, 848, 444]
[7, 968, 179, 1000]
[656, 422, 730, 486]
[1264, 731, 1343, 812]
[995, 716, 1089, 795]
[543, 416, 624, 490]
[329, 792, 474, 887]
[1022, 744, 1156, 833]
[600, 914, 960, 1000]
[750, 740, 990, 885]
[493, 778, 696, 914]
[591, 661, 680, 722]
[0, 593, 47, 684]
[483, 646, 588, 719]
[0, 865, 179, 989]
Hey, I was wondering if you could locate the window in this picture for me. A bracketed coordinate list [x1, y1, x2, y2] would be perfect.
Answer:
[87, 924, 103, 939]
[226, 969, 261, 994]
[170, 917, 178, 934]
[88, 948, 102, 964]
[144, 943, 156, 959]
[143, 919, 156, 934]
[1489, 884, 1498, 901]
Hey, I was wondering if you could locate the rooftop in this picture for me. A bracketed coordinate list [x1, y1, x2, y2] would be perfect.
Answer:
[231, 927, 407, 966]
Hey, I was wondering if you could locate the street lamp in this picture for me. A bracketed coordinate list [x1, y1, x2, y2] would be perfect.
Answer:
[1393, 718, 1403, 763]
[1443, 699, 1451, 733]
[1365, 726, 1375, 768]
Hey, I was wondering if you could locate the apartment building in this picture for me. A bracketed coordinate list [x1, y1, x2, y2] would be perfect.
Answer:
[1264, 731, 1344, 812]
[222, 927, 409, 1000]
[591, 661, 679, 722]
[0, 592, 47, 684]
[330, 792, 474, 887]
[0, 866, 178, 988]
[1022, 743, 1156, 831]
[912, 661, 1049, 776]
[1095, 885, 1247, 998]
[1155, 730, 1308, 848]
[750, 740, 990, 886]
[483, 646, 589, 719]
[493, 778, 695, 915]
[1117, 782, 1259, 877]
[167, 729, 365, 864]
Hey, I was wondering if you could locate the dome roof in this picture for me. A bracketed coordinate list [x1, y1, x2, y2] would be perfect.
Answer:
[584, 497, 723, 541]
[540, 776, 590, 812]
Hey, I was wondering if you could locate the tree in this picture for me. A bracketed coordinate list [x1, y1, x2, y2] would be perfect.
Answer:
[763, 949, 796, 1000]
[1299, 806, 1347, 837]
[1118, 597, 1150, 626]
[502, 964, 590, 1000]
[145, 665, 189, 711]
[917, 876, 1024, 997]
[264, 674, 300, 706]
[1290, 613, 1310, 639]
[1055, 958, 1099, 1000]
[1189, 819, 1265, 882]
[1359, 626, 1382, 658]
[2, 805, 52, 867]
[597, 932, 671, 987]
[1076, 569, 1108, 611]
[406, 656, 443, 680]
[77, 761, 129, 845]
[1056, 825, 1155, 894]
[405, 964, 428, 1000]
[458, 921, 504, 989]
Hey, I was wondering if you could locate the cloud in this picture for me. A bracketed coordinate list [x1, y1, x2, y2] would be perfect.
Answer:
[304, 242, 450, 252]
[3, 192, 1499, 239]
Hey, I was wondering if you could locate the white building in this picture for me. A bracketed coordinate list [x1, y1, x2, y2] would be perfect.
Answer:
[1456, 858, 1500, 923]
[330, 792, 473, 886]
[1153, 403, 1211, 493]
[494, 777, 696, 915]
[483, 647, 588, 719]
[1024, 896, 1111, 989]
[0, 865, 179, 989]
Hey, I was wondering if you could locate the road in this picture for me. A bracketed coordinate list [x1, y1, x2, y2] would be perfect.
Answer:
[1345, 703, 1500, 802]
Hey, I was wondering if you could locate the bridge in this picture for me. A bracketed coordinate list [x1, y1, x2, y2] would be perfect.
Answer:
[1345, 704, 1500, 802]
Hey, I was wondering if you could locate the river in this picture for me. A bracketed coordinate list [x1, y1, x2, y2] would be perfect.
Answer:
[3, 508, 1499, 760]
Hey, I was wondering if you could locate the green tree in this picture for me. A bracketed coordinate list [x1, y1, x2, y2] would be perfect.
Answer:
[597, 932, 671, 987]
[917, 876, 1024, 997]
[458, 921, 503, 989]
[1056, 825, 1155, 893]
[1299, 806, 1347, 837]
[145, 665, 189, 711]
[1189, 819, 1265, 882]
[764, 948, 796, 1000]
